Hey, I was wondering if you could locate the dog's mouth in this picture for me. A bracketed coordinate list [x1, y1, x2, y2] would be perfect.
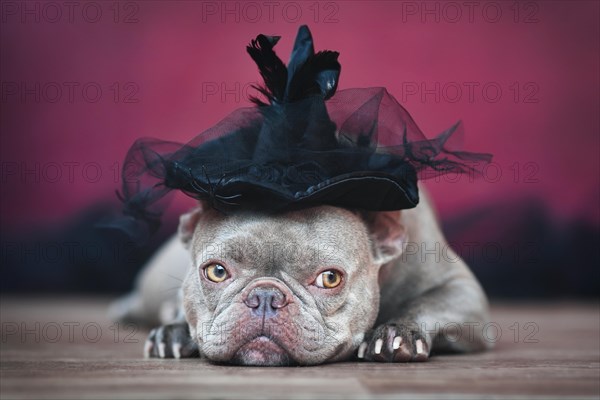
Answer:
[231, 335, 296, 366]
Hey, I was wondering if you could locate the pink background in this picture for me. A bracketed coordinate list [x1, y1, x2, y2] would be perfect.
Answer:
[1, 1, 599, 232]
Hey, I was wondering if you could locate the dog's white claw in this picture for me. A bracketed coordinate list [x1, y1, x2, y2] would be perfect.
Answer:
[416, 339, 424, 355]
[144, 339, 153, 358]
[158, 342, 166, 358]
[357, 342, 367, 359]
[392, 336, 402, 350]
[172, 343, 182, 359]
[374, 338, 383, 354]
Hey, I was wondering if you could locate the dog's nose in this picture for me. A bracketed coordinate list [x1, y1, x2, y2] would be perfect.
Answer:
[244, 287, 288, 317]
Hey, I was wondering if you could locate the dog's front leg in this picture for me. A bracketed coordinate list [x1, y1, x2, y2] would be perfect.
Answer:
[360, 274, 491, 362]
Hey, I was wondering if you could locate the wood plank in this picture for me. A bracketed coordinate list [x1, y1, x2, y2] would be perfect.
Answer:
[1, 298, 598, 399]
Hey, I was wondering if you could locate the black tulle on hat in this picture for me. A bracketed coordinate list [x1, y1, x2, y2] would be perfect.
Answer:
[116, 25, 491, 239]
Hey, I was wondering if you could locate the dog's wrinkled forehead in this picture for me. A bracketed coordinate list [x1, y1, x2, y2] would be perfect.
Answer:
[190, 206, 371, 274]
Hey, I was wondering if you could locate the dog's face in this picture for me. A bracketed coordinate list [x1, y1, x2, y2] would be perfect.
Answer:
[180, 204, 405, 366]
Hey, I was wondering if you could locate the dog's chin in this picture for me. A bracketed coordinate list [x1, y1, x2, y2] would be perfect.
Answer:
[231, 336, 296, 366]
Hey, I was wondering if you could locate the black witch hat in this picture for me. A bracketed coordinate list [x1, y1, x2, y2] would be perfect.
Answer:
[117, 26, 491, 239]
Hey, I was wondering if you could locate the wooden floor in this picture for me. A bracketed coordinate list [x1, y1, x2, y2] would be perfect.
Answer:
[1, 298, 598, 399]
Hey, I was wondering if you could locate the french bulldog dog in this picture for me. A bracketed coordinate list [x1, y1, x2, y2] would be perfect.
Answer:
[111, 185, 491, 365]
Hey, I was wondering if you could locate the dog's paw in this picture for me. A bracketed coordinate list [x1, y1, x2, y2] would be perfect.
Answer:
[357, 323, 430, 362]
[144, 323, 200, 359]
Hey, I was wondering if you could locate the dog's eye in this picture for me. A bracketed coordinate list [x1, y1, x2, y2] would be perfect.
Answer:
[315, 270, 342, 289]
[204, 263, 229, 283]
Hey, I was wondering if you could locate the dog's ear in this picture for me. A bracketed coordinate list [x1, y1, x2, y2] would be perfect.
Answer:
[178, 204, 206, 248]
[361, 211, 407, 266]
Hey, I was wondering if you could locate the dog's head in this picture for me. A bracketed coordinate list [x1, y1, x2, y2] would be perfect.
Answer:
[179, 203, 405, 366]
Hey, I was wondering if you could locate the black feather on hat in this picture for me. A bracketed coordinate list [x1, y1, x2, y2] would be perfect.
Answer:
[116, 25, 491, 241]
